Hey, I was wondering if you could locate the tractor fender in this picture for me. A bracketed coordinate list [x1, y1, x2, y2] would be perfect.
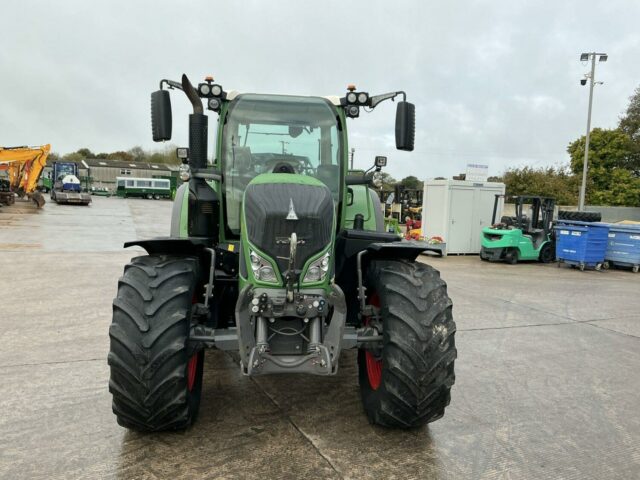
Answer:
[124, 237, 211, 256]
[365, 240, 434, 261]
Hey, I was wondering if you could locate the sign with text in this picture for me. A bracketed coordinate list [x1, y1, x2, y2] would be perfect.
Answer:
[465, 164, 489, 182]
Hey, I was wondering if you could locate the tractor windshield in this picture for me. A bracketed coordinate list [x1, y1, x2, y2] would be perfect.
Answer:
[221, 94, 342, 235]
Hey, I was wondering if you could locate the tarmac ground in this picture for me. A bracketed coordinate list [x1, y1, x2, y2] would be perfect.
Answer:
[1, 196, 639, 479]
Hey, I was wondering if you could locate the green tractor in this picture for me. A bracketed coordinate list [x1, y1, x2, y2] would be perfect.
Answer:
[480, 195, 556, 264]
[107, 75, 456, 431]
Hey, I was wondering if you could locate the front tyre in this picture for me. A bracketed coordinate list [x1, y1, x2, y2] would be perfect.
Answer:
[108, 255, 203, 431]
[539, 242, 555, 263]
[358, 260, 456, 428]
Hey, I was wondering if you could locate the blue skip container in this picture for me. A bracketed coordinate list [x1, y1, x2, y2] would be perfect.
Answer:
[554, 221, 610, 271]
[604, 224, 640, 273]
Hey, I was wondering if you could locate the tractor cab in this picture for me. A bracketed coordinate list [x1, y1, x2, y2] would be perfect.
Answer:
[481, 195, 556, 264]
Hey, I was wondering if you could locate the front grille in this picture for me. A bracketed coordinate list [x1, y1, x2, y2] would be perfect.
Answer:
[244, 182, 334, 273]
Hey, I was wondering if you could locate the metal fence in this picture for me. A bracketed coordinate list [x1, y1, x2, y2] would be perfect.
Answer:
[502, 204, 640, 223]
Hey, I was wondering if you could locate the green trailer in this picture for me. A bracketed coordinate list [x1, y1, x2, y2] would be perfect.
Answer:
[115, 177, 172, 199]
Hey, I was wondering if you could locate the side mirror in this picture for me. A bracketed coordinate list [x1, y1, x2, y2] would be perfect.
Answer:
[151, 90, 172, 142]
[395, 101, 415, 151]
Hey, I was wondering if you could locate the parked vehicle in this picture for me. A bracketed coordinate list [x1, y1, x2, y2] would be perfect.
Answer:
[480, 195, 556, 264]
[107, 74, 456, 431]
[0, 144, 50, 207]
[115, 177, 172, 199]
[50, 162, 92, 205]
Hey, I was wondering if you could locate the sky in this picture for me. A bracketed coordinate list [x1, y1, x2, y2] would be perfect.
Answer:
[2, 0, 639, 181]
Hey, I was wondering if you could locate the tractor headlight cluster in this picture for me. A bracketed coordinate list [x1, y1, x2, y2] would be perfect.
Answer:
[249, 250, 278, 283]
[179, 164, 191, 182]
[303, 252, 330, 283]
[343, 85, 369, 118]
[198, 78, 224, 112]
[198, 82, 224, 98]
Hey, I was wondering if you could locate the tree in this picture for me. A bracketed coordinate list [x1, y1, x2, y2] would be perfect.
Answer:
[62, 152, 84, 163]
[619, 85, 640, 143]
[568, 128, 636, 177]
[379, 172, 397, 193]
[399, 175, 422, 190]
[567, 128, 638, 205]
[106, 151, 134, 162]
[589, 168, 640, 206]
[128, 146, 147, 162]
[619, 85, 640, 177]
[76, 148, 94, 158]
[500, 166, 579, 205]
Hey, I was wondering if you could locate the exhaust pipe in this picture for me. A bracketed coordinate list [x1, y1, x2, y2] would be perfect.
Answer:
[181, 74, 208, 170]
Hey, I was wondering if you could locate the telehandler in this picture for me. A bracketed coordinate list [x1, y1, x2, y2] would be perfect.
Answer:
[108, 75, 456, 431]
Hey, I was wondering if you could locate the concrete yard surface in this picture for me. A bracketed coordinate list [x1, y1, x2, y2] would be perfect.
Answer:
[1, 196, 639, 479]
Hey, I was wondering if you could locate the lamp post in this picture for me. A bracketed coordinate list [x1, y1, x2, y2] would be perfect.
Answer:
[578, 52, 607, 211]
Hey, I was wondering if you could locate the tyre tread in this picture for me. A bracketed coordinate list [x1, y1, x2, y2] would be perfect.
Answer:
[359, 259, 456, 428]
[108, 255, 201, 432]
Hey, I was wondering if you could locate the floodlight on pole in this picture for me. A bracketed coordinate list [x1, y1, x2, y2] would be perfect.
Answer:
[577, 52, 607, 211]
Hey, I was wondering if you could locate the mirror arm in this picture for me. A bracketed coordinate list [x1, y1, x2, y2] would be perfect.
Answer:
[159, 79, 184, 91]
[363, 164, 376, 176]
[369, 91, 406, 109]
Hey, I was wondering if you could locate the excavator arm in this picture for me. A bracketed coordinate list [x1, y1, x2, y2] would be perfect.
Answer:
[0, 144, 50, 208]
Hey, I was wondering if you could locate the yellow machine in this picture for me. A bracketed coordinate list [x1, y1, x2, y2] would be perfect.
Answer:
[0, 144, 50, 208]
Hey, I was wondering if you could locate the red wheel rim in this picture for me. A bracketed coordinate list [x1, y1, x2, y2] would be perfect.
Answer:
[187, 353, 198, 392]
[365, 293, 382, 390]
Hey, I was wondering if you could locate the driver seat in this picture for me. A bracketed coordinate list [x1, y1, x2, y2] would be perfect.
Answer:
[272, 162, 295, 174]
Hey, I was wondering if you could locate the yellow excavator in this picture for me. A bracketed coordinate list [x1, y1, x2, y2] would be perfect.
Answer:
[0, 144, 50, 208]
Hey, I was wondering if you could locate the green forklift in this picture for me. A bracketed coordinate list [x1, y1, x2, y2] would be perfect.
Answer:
[480, 195, 556, 264]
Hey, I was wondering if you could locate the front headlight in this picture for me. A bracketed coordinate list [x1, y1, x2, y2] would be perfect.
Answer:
[249, 250, 279, 283]
[179, 164, 191, 181]
[303, 252, 330, 283]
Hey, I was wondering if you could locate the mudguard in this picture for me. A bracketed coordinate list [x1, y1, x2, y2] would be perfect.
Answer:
[124, 237, 211, 255]
[366, 240, 438, 260]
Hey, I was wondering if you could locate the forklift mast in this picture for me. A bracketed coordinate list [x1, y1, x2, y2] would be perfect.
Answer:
[491, 194, 556, 234]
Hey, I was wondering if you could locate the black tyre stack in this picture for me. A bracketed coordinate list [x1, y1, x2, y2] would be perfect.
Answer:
[557, 210, 602, 222]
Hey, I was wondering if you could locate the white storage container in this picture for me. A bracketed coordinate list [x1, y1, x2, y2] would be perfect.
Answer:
[421, 180, 505, 254]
